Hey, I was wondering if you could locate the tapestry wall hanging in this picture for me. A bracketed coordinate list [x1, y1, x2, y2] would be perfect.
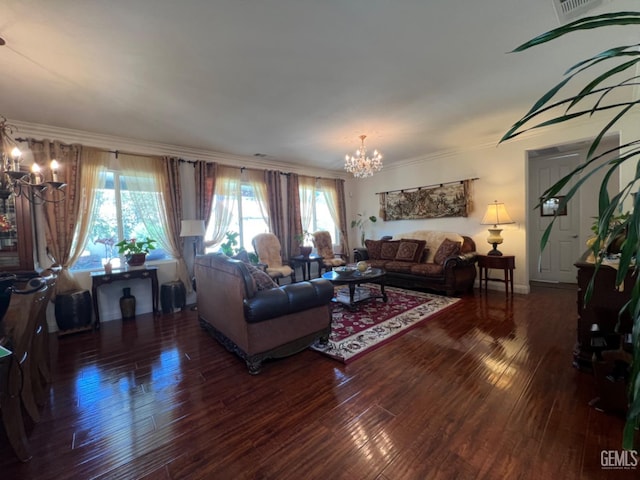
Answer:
[379, 179, 472, 221]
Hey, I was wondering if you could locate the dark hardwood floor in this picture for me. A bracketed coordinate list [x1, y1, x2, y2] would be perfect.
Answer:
[0, 285, 637, 479]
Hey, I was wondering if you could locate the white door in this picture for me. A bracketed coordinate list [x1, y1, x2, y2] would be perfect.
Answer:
[528, 152, 581, 283]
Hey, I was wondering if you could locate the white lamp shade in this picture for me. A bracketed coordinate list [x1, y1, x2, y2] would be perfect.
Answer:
[480, 201, 514, 227]
[180, 219, 205, 237]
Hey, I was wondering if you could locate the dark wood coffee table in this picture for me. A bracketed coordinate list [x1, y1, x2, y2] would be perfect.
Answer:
[321, 267, 387, 309]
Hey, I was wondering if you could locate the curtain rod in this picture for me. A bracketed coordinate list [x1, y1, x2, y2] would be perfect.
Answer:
[16, 137, 172, 161]
[375, 177, 479, 195]
[17, 137, 343, 180]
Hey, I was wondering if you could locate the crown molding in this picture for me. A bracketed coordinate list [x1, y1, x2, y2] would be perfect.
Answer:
[8, 118, 348, 179]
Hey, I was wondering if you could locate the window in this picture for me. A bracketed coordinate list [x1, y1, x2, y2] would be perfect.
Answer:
[299, 180, 339, 244]
[71, 171, 170, 271]
[205, 181, 269, 253]
[310, 190, 338, 240]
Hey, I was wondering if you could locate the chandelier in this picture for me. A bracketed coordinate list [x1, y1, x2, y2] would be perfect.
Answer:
[0, 116, 65, 204]
[344, 134, 383, 178]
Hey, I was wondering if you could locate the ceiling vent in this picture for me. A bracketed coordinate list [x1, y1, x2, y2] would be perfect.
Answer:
[552, 0, 603, 24]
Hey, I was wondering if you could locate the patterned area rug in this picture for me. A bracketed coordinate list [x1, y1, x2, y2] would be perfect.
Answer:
[310, 285, 460, 363]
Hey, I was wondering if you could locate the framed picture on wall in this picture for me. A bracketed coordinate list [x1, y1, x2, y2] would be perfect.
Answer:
[540, 196, 567, 217]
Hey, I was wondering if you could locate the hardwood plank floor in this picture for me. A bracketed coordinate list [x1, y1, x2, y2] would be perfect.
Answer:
[0, 285, 637, 479]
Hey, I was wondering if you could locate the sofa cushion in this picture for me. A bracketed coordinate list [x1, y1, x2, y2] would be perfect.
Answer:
[410, 263, 445, 276]
[395, 239, 427, 263]
[367, 259, 388, 269]
[382, 261, 414, 274]
[380, 240, 401, 260]
[433, 238, 462, 265]
[246, 263, 278, 290]
[365, 239, 383, 260]
[392, 230, 465, 263]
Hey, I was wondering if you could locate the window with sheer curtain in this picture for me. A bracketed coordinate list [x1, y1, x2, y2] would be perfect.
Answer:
[298, 177, 339, 245]
[204, 166, 270, 253]
[71, 170, 171, 271]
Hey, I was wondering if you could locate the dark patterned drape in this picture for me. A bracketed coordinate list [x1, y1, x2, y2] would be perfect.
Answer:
[287, 173, 303, 257]
[265, 170, 287, 255]
[194, 161, 217, 255]
[335, 178, 350, 260]
[28, 139, 83, 294]
[162, 157, 192, 292]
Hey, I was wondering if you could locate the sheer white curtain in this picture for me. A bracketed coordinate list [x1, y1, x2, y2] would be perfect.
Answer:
[119, 154, 191, 289]
[317, 178, 340, 242]
[243, 168, 270, 228]
[205, 165, 238, 248]
[298, 175, 315, 234]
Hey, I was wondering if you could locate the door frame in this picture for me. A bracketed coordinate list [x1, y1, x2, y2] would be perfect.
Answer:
[525, 135, 620, 287]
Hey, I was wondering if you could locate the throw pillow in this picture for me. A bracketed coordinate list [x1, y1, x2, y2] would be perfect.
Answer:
[433, 238, 461, 265]
[365, 239, 383, 260]
[380, 240, 401, 260]
[395, 239, 427, 263]
[232, 250, 250, 263]
[245, 263, 278, 290]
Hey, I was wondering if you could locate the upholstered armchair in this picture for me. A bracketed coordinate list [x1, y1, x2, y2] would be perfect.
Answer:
[252, 233, 295, 284]
[312, 231, 346, 272]
[195, 253, 334, 374]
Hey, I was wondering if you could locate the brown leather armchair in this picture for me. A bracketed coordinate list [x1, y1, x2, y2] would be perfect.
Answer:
[195, 253, 334, 374]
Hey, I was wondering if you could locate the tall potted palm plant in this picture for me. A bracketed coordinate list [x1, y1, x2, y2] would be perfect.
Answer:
[500, 11, 640, 449]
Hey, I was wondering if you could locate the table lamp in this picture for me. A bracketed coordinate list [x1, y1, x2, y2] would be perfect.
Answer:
[480, 200, 514, 256]
[180, 219, 206, 259]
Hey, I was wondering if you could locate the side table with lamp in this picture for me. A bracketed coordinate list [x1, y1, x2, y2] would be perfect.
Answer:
[478, 200, 516, 295]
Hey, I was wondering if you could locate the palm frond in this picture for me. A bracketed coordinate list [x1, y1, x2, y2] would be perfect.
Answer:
[502, 11, 640, 450]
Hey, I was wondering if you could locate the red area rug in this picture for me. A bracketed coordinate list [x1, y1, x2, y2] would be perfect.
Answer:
[310, 285, 460, 363]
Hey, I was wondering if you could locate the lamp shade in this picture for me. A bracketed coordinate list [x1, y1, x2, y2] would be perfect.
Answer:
[480, 201, 515, 227]
[180, 219, 205, 237]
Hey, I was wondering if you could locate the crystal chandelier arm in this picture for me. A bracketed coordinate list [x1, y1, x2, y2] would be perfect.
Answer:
[344, 134, 383, 178]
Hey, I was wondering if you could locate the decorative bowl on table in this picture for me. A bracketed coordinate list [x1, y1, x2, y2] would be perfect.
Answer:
[334, 266, 356, 277]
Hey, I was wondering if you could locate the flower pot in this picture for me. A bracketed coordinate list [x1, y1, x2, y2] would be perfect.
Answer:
[299, 246, 312, 258]
[126, 253, 146, 267]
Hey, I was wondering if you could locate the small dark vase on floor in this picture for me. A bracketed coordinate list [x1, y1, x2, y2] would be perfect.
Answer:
[120, 287, 136, 320]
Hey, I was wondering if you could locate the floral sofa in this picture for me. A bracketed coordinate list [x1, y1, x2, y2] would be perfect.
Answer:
[353, 230, 477, 296]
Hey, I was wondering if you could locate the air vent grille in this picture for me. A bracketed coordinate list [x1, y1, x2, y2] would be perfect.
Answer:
[552, 0, 603, 24]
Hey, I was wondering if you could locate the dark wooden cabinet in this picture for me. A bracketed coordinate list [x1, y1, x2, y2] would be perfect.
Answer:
[574, 254, 633, 370]
[0, 190, 34, 272]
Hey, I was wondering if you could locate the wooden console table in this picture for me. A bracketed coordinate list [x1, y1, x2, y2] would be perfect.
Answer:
[91, 267, 159, 327]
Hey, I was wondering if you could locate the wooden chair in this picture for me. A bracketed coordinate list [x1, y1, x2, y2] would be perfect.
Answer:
[0, 275, 49, 462]
[4, 276, 50, 425]
[0, 273, 31, 462]
[29, 270, 56, 406]
[252, 233, 295, 284]
[312, 231, 347, 273]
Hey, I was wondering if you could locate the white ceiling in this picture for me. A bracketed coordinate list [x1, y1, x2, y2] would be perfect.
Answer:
[0, 0, 636, 173]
